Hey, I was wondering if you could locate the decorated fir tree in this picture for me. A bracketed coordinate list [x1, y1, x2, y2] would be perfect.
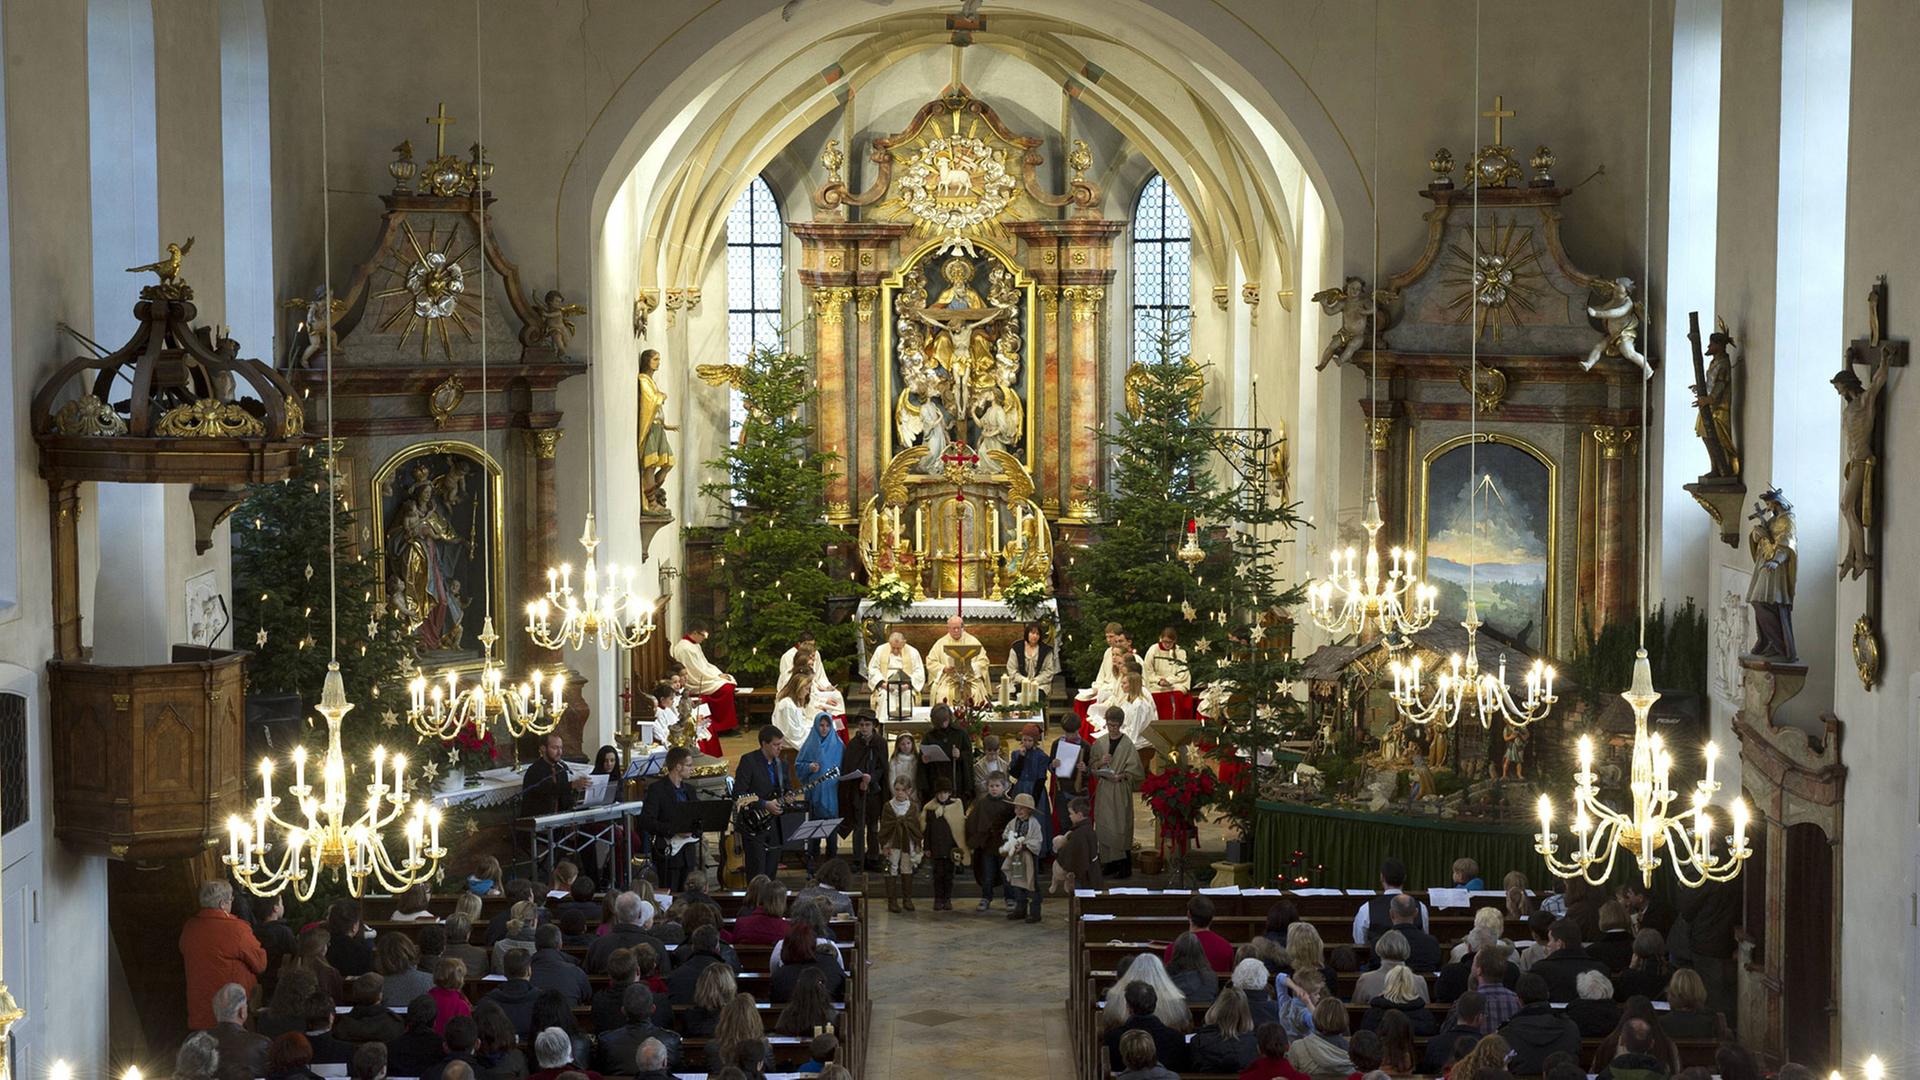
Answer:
[232, 446, 418, 719]
[697, 346, 861, 684]
[1062, 331, 1236, 683]
[1190, 454, 1310, 836]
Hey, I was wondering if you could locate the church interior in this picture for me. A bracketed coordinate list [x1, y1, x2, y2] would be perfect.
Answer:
[0, 0, 1909, 1077]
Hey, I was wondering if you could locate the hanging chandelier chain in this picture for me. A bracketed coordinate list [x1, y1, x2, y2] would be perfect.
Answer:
[321, 0, 337, 662]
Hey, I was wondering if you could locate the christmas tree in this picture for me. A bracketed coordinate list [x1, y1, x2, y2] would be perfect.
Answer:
[1062, 329, 1236, 683]
[232, 446, 418, 724]
[1190, 444, 1310, 836]
[697, 346, 861, 684]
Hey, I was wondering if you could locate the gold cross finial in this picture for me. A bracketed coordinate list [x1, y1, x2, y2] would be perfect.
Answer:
[426, 102, 457, 157]
[1481, 94, 1516, 145]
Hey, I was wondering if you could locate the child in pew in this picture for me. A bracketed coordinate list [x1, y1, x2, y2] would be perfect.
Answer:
[795, 1031, 838, 1073]
[1115, 1028, 1182, 1080]
[1239, 1021, 1313, 1080]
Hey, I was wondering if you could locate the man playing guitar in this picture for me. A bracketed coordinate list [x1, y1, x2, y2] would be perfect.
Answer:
[731, 726, 791, 879]
[639, 747, 700, 890]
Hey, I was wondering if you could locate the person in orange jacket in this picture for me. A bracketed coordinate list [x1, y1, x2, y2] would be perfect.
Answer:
[181, 879, 268, 1030]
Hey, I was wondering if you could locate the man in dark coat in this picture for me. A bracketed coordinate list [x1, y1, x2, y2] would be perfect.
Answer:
[207, 984, 269, 1080]
[841, 713, 891, 871]
[920, 704, 975, 800]
[732, 725, 793, 880]
[1420, 991, 1485, 1074]
[385, 996, 448, 1078]
[593, 984, 686, 1072]
[1496, 974, 1582, 1075]
[333, 974, 404, 1043]
[1383, 893, 1444, 974]
[586, 892, 673, 975]
[1102, 982, 1189, 1071]
[527, 925, 591, 1006]
[301, 992, 360, 1065]
[664, 926, 731, 1004]
[482, 950, 540, 1036]
[522, 732, 588, 817]
[637, 747, 700, 889]
[1530, 919, 1608, 1003]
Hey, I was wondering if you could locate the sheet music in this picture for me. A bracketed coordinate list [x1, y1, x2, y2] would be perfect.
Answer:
[920, 744, 952, 763]
[585, 774, 611, 805]
[1052, 740, 1081, 777]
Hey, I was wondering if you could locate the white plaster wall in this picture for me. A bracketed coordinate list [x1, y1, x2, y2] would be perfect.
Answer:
[0, 0, 113, 1072]
[1834, 0, 1916, 1058]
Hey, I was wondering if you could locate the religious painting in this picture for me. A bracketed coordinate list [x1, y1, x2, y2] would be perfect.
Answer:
[1419, 434, 1557, 650]
[370, 441, 506, 668]
[1710, 563, 1752, 710]
[882, 238, 1034, 476]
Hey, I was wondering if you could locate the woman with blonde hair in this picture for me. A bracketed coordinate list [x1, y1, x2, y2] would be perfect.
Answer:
[1284, 920, 1334, 988]
[1188, 986, 1259, 1071]
[1100, 953, 1191, 1032]
[705, 992, 772, 1073]
[1448, 905, 1513, 963]
[490, 900, 539, 971]
[1286, 997, 1355, 1079]
[1361, 964, 1437, 1036]
[684, 962, 737, 1038]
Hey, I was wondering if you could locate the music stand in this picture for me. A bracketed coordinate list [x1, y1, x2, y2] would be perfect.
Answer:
[788, 818, 842, 843]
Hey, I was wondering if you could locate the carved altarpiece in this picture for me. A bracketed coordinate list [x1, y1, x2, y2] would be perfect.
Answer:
[1347, 106, 1647, 658]
[797, 86, 1120, 608]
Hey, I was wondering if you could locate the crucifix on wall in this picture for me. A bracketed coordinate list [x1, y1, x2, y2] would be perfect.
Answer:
[1837, 274, 1906, 690]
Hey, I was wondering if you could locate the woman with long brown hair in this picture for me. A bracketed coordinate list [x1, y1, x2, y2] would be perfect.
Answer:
[705, 992, 771, 1073]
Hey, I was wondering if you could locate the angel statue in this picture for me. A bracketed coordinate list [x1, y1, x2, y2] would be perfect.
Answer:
[533, 289, 588, 357]
[1584, 277, 1655, 380]
[637, 348, 677, 513]
[896, 363, 952, 475]
[971, 384, 1022, 463]
[694, 362, 762, 448]
[1312, 277, 1398, 370]
[282, 288, 346, 370]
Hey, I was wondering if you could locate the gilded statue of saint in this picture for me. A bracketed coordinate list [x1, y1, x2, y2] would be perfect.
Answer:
[637, 348, 676, 513]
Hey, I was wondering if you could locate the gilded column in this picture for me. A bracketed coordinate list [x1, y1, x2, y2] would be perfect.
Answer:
[853, 286, 881, 502]
[1037, 287, 1064, 513]
[527, 427, 564, 666]
[1062, 285, 1106, 521]
[811, 286, 854, 523]
[1367, 417, 1397, 541]
[1592, 425, 1636, 630]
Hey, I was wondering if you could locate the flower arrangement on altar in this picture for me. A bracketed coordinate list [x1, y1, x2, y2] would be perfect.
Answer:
[867, 574, 915, 616]
[1141, 764, 1217, 843]
[445, 722, 500, 778]
[1000, 573, 1049, 618]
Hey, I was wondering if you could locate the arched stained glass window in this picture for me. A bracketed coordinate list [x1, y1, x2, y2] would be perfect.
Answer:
[1131, 173, 1192, 360]
[725, 175, 784, 438]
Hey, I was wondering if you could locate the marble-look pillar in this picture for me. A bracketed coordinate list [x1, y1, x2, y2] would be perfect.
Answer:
[811, 286, 854, 521]
[853, 286, 881, 500]
[49, 481, 83, 660]
[1592, 425, 1637, 628]
[526, 427, 563, 666]
[1037, 287, 1063, 514]
[1005, 218, 1125, 523]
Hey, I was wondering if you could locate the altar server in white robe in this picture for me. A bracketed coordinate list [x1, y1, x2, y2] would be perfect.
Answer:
[1113, 668, 1158, 745]
[1142, 626, 1197, 720]
[670, 623, 738, 734]
[926, 616, 990, 706]
[866, 631, 926, 721]
[1075, 623, 1136, 704]
[776, 631, 846, 718]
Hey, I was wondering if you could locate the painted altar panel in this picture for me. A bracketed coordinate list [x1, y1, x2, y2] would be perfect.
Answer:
[370, 441, 507, 669]
[882, 238, 1035, 477]
[1419, 433, 1557, 652]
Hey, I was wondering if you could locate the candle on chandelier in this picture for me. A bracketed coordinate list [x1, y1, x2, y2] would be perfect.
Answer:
[1703, 741, 1719, 789]
[1536, 794, 1553, 835]
[228, 817, 243, 865]
[394, 754, 408, 795]
[430, 806, 443, 852]
[1731, 799, 1750, 850]
[259, 758, 274, 803]
[293, 745, 308, 792]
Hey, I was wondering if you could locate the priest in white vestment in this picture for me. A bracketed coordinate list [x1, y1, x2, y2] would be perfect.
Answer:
[866, 631, 926, 721]
[669, 624, 738, 734]
[926, 616, 990, 706]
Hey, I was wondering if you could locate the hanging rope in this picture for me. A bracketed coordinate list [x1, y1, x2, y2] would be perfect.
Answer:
[475, 0, 492, 630]
[320, 0, 338, 661]
[1367, 0, 1380, 506]
[1638, 0, 1654, 649]
[1467, 0, 1481, 604]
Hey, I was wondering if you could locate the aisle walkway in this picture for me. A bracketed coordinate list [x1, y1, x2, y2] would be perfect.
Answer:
[862, 888, 1075, 1077]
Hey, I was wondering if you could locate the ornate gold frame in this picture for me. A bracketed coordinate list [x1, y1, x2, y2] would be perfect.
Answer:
[1416, 431, 1559, 650]
[368, 439, 510, 675]
[877, 235, 1038, 477]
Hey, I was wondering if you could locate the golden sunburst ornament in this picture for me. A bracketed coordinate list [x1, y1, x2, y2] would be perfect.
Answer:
[886, 111, 1022, 238]
[371, 219, 484, 360]
[1441, 222, 1546, 342]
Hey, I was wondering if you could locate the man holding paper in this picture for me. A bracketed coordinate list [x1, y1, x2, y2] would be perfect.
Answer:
[926, 616, 989, 706]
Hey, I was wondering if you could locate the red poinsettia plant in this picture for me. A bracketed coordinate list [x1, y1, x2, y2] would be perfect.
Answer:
[444, 722, 500, 774]
[1140, 764, 1217, 840]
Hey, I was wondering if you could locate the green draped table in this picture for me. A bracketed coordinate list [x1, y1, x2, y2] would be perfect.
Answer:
[1254, 799, 1544, 889]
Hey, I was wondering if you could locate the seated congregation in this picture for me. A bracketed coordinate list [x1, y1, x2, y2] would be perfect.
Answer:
[178, 863, 870, 1080]
[1076, 857, 1798, 1080]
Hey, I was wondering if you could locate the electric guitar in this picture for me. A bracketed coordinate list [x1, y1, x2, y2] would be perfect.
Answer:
[733, 767, 840, 835]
